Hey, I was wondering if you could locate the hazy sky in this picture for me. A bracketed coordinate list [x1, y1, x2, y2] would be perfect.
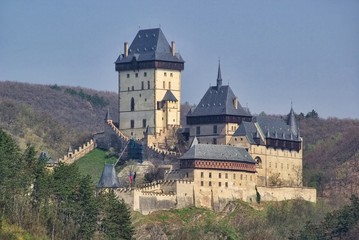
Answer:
[1, 1, 358, 119]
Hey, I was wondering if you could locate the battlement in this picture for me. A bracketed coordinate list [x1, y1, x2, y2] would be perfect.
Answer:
[58, 139, 95, 164]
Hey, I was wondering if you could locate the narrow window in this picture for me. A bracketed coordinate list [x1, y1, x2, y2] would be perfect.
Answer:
[240, 174, 243, 180]
[212, 138, 217, 144]
[147, 81, 150, 89]
[201, 181, 204, 186]
[170, 73, 173, 77]
[219, 173, 221, 178]
[196, 126, 200, 135]
[130, 97, 135, 111]
[131, 86, 134, 91]
[164, 72, 167, 77]
[135, 73, 138, 78]
[219, 182, 222, 187]
[169, 81, 171, 89]
[209, 172, 212, 178]
[213, 125, 217, 134]
[163, 81, 165, 89]
[233, 174, 236, 179]
[201, 172, 204, 178]
[225, 173, 228, 179]
[144, 72, 147, 77]
[130, 120, 134, 129]
[209, 181, 212, 187]
[142, 119, 146, 128]
[141, 81, 144, 90]
[127, 73, 130, 78]
[225, 182, 228, 188]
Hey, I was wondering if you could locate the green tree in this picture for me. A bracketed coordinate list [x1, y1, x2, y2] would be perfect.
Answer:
[100, 191, 134, 240]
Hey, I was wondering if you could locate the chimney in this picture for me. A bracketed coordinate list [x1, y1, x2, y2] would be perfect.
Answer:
[171, 41, 176, 56]
[124, 42, 128, 57]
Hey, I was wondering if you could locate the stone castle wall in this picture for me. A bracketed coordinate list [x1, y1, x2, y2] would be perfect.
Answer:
[59, 139, 95, 164]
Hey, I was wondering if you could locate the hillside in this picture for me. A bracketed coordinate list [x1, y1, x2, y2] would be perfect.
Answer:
[1, 80, 359, 202]
[0, 81, 118, 159]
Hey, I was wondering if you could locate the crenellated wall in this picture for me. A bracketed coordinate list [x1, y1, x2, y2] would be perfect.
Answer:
[58, 139, 95, 164]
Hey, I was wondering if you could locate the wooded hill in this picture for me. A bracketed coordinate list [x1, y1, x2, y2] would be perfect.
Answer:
[0, 80, 359, 202]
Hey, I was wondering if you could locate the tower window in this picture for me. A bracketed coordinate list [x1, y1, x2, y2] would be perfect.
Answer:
[127, 74, 130, 78]
[164, 72, 167, 77]
[147, 81, 150, 89]
[131, 97, 135, 111]
[225, 182, 228, 188]
[170, 73, 173, 77]
[130, 120, 134, 129]
[169, 81, 171, 89]
[209, 172, 212, 178]
[201, 181, 204, 186]
[209, 181, 212, 187]
[196, 127, 200, 135]
[142, 119, 146, 128]
[144, 72, 147, 77]
[201, 172, 204, 178]
[213, 125, 217, 134]
[219, 173, 221, 178]
[135, 73, 138, 78]
[163, 81, 165, 89]
[131, 86, 134, 91]
[219, 182, 222, 187]
[225, 173, 228, 179]
[141, 81, 144, 90]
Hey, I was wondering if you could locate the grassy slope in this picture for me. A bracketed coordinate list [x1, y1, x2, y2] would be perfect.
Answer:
[75, 148, 117, 184]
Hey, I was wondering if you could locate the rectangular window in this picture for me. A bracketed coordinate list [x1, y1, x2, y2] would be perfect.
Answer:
[141, 81, 144, 90]
[164, 72, 167, 77]
[225, 173, 228, 179]
[201, 181, 204, 186]
[130, 120, 134, 129]
[201, 172, 204, 178]
[163, 81, 165, 89]
[170, 73, 173, 77]
[142, 119, 146, 128]
[225, 182, 228, 188]
[147, 81, 150, 89]
[212, 138, 217, 144]
[144, 72, 147, 77]
[233, 174, 236, 179]
[131, 86, 134, 91]
[135, 73, 138, 78]
[213, 125, 217, 134]
[240, 174, 243, 180]
[209, 172, 212, 178]
[169, 81, 171, 89]
[219, 182, 222, 187]
[219, 173, 221, 178]
[209, 181, 212, 187]
[196, 126, 200, 135]
[127, 73, 130, 78]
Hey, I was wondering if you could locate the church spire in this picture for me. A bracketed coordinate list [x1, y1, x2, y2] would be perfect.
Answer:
[217, 60, 222, 88]
[287, 104, 298, 136]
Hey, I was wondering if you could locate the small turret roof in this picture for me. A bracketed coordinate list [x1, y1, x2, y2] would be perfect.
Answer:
[105, 107, 111, 121]
[287, 106, 298, 136]
[162, 90, 178, 102]
[97, 164, 121, 188]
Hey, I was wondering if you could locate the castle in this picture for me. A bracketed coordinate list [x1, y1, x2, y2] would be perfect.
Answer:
[96, 28, 316, 214]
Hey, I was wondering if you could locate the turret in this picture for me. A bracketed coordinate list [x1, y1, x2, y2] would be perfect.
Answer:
[287, 105, 298, 136]
[216, 61, 222, 89]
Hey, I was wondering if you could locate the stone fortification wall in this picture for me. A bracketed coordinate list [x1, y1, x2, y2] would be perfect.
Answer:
[59, 139, 95, 164]
[114, 188, 134, 207]
[257, 186, 317, 203]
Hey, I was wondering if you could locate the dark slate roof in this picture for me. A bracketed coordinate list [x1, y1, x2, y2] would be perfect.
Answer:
[97, 164, 121, 188]
[287, 107, 298, 136]
[233, 121, 257, 144]
[233, 115, 301, 142]
[187, 85, 251, 117]
[115, 28, 184, 64]
[162, 90, 178, 102]
[180, 144, 255, 164]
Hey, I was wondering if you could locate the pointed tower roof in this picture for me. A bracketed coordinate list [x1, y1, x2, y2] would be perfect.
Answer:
[287, 105, 298, 136]
[68, 145, 73, 154]
[97, 164, 121, 188]
[162, 90, 178, 102]
[105, 107, 111, 121]
[217, 61, 222, 88]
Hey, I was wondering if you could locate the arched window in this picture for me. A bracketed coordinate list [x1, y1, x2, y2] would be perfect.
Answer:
[131, 97, 135, 111]
[255, 157, 262, 168]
